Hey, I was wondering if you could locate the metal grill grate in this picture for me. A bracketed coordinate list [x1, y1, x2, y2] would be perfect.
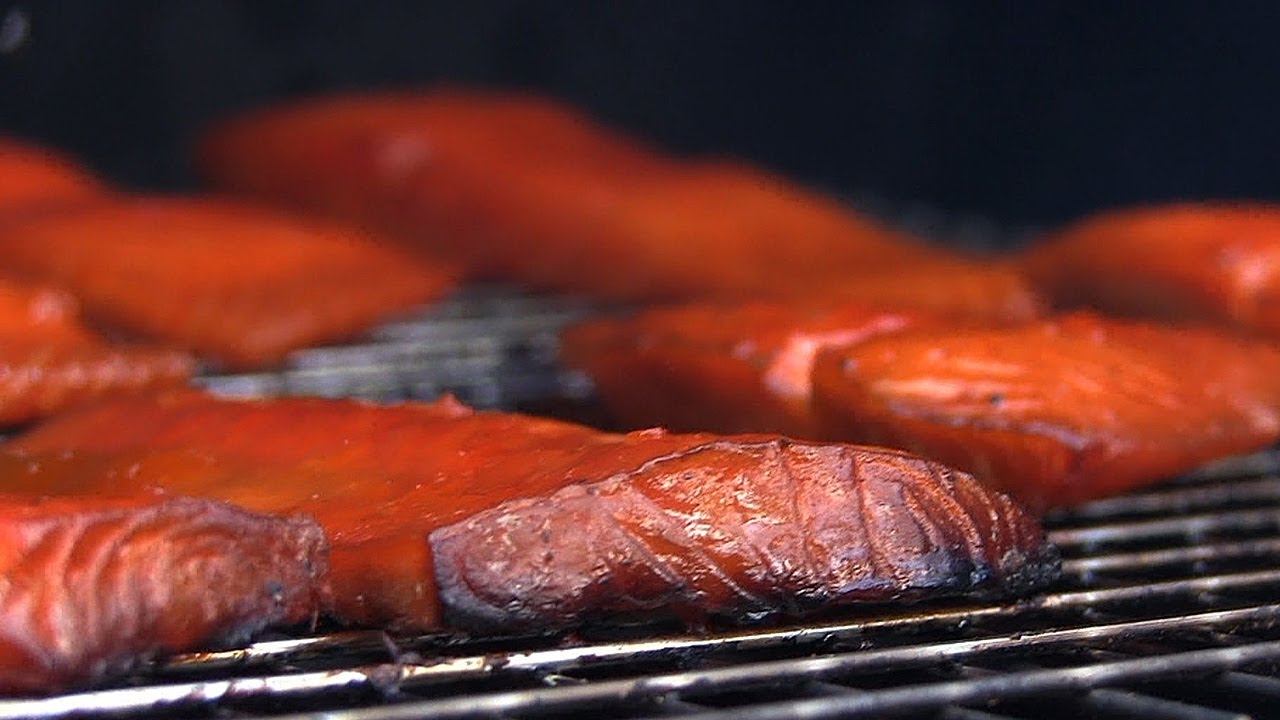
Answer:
[4, 285, 1280, 720]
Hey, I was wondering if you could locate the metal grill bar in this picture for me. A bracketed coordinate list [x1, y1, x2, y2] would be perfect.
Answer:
[1048, 477, 1280, 520]
[1060, 538, 1280, 575]
[1046, 508, 1280, 547]
[667, 643, 1280, 720]
[155, 570, 1280, 675]
[5, 604, 1279, 720]
[1082, 688, 1250, 720]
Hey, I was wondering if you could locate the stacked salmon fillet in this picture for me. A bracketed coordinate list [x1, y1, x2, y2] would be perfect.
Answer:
[4, 92, 1280, 698]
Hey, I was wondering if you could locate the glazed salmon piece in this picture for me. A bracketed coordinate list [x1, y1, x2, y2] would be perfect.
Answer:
[0, 490, 328, 694]
[0, 279, 191, 424]
[0, 138, 105, 213]
[0, 197, 457, 369]
[811, 313, 1280, 510]
[562, 302, 934, 438]
[197, 91, 954, 301]
[768, 260, 1045, 323]
[1023, 203, 1280, 335]
[6, 392, 1059, 631]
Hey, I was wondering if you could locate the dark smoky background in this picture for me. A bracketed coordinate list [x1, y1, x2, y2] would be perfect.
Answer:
[2, 1, 1279, 243]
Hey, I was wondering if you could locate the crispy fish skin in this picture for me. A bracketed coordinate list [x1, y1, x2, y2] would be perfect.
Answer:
[0, 279, 192, 425]
[0, 492, 328, 694]
[811, 313, 1280, 510]
[197, 91, 950, 301]
[0, 139, 105, 213]
[6, 392, 1059, 631]
[562, 302, 932, 438]
[0, 197, 457, 369]
[1023, 203, 1280, 334]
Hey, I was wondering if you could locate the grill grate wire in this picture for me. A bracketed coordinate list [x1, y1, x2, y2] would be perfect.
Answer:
[3, 284, 1279, 719]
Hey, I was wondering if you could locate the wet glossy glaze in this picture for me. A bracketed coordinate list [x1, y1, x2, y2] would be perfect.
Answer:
[0, 279, 191, 424]
[6, 392, 1058, 631]
[1024, 203, 1280, 335]
[812, 313, 1280, 510]
[0, 491, 328, 694]
[0, 197, 457, 368]
[562, 302, 932, 438]
[197, 91, 952, 301]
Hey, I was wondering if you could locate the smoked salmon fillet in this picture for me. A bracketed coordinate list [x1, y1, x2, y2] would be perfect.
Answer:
[562, 302, 935, 438]
[5, 392, 1060, 632]
[0, 279, 191, 424]
[197, 91, 954, 301]
[1023, 203, 1280, 335]
[766, 260, 1045, 323]
[811, 313, 1280, 510]
[0, 490, 328, 694]
[0, 138, 105, 213]
[0, 197, 457, 369]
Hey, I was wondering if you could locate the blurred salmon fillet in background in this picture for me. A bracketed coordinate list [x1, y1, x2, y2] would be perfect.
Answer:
[197, 90, 972, 301]
[0, 197, 457, 369]
[0, 278, 191, 425]
[1024, 203, 1280, 335]
[563, 301, 937, 438]
[811, 313, 1280, 510]
[0, 138, 106, 213]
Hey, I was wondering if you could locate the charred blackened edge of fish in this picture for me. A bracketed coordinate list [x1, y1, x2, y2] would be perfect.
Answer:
[432, 541, 1061, 634]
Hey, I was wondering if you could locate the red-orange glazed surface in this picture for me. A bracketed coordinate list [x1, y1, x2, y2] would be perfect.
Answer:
[0, 278, 191, 424]
[0, 197, 457, 369]
[811, 313, 1280, 511]
[5, 392, 1059, 632]
[562, 302, 935, 438]
[770, 260, 1045, 323]
[197, 91, 954, 301]
[1023, 203, 1280, 335]
[0, 138, 105, 213]
[0, 489, 328, 695]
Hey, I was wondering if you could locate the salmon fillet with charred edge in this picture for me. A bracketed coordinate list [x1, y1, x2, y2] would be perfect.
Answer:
[5, 392, 1060, 632]
[1023, 203, 1280, 335]
[0, 490, 328, 694]
[0, 197, 457, 369]
[0, 138, 105, 213]
[197, 91, 960, 301]
[562, 302, 936, 438]
[0, 278, 191, 424]
[811, 313, 1280, 511]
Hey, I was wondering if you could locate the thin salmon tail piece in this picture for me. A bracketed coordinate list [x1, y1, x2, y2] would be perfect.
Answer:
[0, 495, 329, 695]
